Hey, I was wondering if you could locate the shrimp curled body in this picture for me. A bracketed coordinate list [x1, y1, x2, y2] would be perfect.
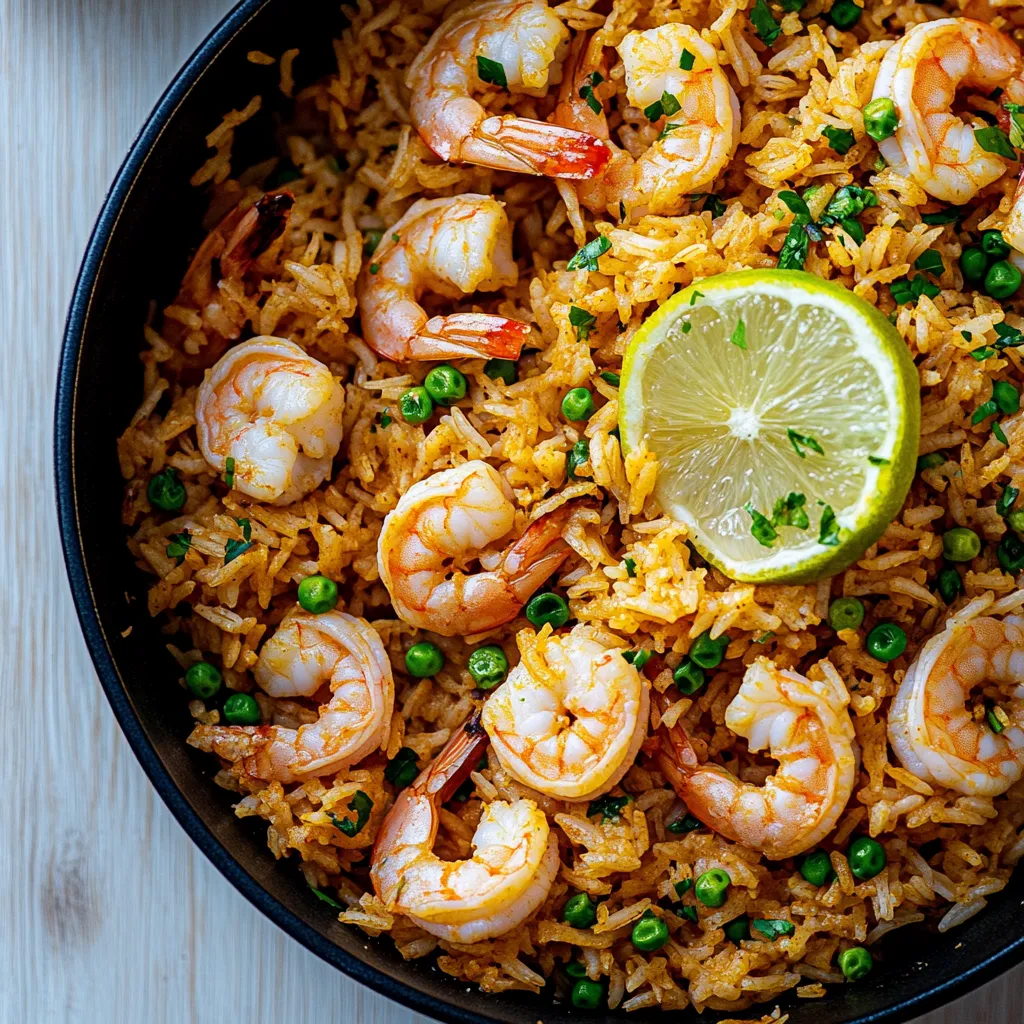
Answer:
[870, 18, 1024, 204]
[370, 716, 559, 943]
[377, 460, 575, 637]
[187, 611, 394, 782]
[658, 658, 856, 860]
[482, 624, 650, 801]
[356, 195, 530, 363]
[554, 25, 739, 217]
[888, 612, 1024, 796]
[195, 336, 345, 505]
[407, 0, 609, 179]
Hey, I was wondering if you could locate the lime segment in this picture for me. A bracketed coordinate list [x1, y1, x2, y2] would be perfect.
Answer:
[620, 270, 920, 583]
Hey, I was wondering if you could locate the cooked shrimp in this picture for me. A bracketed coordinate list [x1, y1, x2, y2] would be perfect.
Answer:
[370, 713, 559, 942]
[357, 195, 531, 363]
[553, 25, 739, 217]
[656, 658, 856, 860]
[195, 336, 344, 505]
[482, 624, 650, 801]
[187, 612, 394, 782]
[165, 191, 294, 375]
[377, 460, 576, 637]
[889, 612, 1024, 796]
[870, 19, 1024, 204]
[1003, 171, 1024, 260]
[406, 0, 609, 179]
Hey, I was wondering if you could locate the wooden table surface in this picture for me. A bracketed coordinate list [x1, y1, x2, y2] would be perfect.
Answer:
[3, 1, 1022, 1020]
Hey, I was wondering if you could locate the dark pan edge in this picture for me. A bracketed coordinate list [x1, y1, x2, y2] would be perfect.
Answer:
[52, 2, 1024, 1021]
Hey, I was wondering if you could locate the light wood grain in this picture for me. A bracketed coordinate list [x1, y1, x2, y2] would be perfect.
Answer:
[2, 1, 1022, 1021]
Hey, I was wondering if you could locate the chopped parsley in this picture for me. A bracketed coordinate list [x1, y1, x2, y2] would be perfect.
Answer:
[224, 455, 235, 489]
[369, 262, 380, 275]
[569, 305, 597, 341]
[821, 185, 877, 224]
[752, 918, 796, 940]
[994, 322, 1024, 350]
[587, 793, 630, 822]
[666, 814, 702, 834]
[601, 371, 621, 386]
[1006, 102, 1024, 147]
[914, 249, 944, 276]
[729, 319, 747, 349]
[997, 483, 1020, 518]
[787, 428, 824, 458]
[771, 492, 809, 529]
[971, 399, 999, 425]
[754, 631, 776, 643]
[744, 501, 779, 547]
[818, 505, 841, 547]
[994, 421, 1009, 446]
[868, 455, 890, 466]
[822, 126, 856, 155]
[921, 208, 961, 225]
[622, 649, 652, 670]
[674, 878, 694, 896]
[224, 518, 253, 564]
[975, 125, 1016, 160]
[166, 532, 191, 565]
[682, 322, 692, 334]
[329, 790, 374, 837]
[750, 0, 781, 45]
[567, 234, 611, 271]
[309, 885, 344, 909]
[476, 55, 507, 88]
[890, 274, 940, 306]
[624, 556, 637, 577]
[689, 290, 705, 305]
[384, 747, 419, 788]
[659, 122, 683, 140]
[680, 49, 696, 71]
[644, 91, 681, 121]
[380, 408, 392, 429]
[578, 71, 604, 115]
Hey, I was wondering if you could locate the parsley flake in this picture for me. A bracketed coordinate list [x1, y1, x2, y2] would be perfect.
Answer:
[975, 126, 1016, 160]
[476, 55, 507, 88]
[818, 505, 841, 547]
[729, 319, 747, 349]
[787, 428, 824, 458]
[329, 790, 373, 837]
[587, 793, 630, 822]
[744, 501, 778, 547]
[750, 0, 781, 45]
[822, 126, 856, 155]
[567, 234, 611, 271]
[569, 305, 597, 341]
[680, 49, 696, 71]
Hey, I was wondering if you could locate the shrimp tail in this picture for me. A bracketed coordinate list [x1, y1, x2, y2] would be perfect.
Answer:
[459, 116, 610, 179]
[500, 501, 583, 601]
[418, 312, 530, 360]
[220, 190, 294, 277]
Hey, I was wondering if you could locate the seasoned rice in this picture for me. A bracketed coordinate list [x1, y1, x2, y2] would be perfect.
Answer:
[117, 0, 1024, 1014]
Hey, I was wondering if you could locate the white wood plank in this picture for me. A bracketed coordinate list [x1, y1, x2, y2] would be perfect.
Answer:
[0, 0, 1017, 1020]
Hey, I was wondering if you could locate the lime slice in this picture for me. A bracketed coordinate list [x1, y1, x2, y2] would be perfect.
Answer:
[620, 270, 920, 583]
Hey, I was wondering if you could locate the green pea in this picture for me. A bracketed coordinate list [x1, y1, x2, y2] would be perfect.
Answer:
[567, 438, 590, 479]
[799, 849, 835, 887]
[865, 622, 907, 662]
[297, 575, 339, 614]
[848, 836, 887, 880]
[993, 380, 1020, 415]
[399, 386, 433, 424]
[1007, 509, 1024, 535]
[424, 364, 468, 406]
[525, 592, 570, 629]
[689, 629, 730, 669]
[561, 387, 595, 422]
[998, 531, 1024, 573]
[984, 260, 1022, 299]
[631, 910, 670, 951]
[982, 230, 1011, 260]
[828, 597, 865, 632]
[838, 946, 873, 981]
[937, 567, 962, 604]
[223, 692, 260, 725]
[405, 641, 444, 678]
[959, 246, 990, 285]
[185, 661, 222, 699]
[483, 358, 517, 385]
[862, 97, 898, 141]
[695, 868, 731, 907]
[828, 0, 862, 29]
[942, 527, 981, 563]
[467, 645, 508, 689]
[571, 979, 604, 1009]
[673, 658, 705, 695]
[917, 451, 945, 472]
[724, 916, 750, 943]
[562, 892, 597, 929]
[147, 467, 187, 511]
